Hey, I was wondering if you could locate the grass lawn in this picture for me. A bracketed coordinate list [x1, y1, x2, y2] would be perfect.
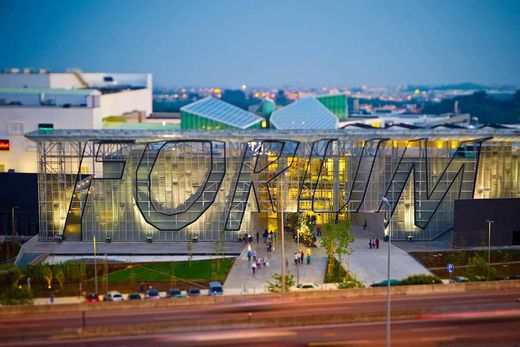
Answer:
[106, 258, 235, 283]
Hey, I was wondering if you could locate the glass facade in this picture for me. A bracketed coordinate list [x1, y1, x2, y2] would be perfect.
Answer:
[29, 129, 519, 242]
[317, 94, 348, 121]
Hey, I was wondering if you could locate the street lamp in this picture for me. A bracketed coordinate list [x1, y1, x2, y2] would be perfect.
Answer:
[93, 235, 98, 295]
[279, 173, 286, 293]
[296, 220, 300, 287]
[381, 197, 392, 347]
[485, 220, 494, 280]
[11, 206, 19, 238]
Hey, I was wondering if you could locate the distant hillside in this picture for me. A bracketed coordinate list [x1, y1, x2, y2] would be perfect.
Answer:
[423, 90, 520, 124]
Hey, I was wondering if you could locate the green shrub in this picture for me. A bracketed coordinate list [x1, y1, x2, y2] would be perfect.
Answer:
[267, 273, 295, 293]
[465, 255, 497, 281]
[400, 274, 442, 285]
[0, 286, 33, 305]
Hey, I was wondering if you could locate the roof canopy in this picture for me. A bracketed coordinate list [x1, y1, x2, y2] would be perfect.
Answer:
[180, 96, 263, 129]
[270, 97, 338, 129]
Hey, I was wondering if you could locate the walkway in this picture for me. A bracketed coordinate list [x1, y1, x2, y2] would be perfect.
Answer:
[345, 225, 432, 286]
[223, 233, 328, 294]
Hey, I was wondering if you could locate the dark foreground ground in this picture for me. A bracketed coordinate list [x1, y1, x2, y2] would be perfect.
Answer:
[0, 287, 519, 346]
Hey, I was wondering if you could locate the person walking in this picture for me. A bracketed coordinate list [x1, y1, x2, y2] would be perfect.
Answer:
[369, 238, 373, 249]
[256, 231, 259, 243]
[363, 219, 367, 231]
[306, 254, 311, 265]
[300, 250, 304, 264]
[251, 261, 257, 275]
[252, 250, 257, 262]
[247, 249, 252, 262]
[375, 237, 380, 249]
[294, 252, 299, 265]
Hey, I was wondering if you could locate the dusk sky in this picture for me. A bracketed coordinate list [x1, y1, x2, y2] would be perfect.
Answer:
[0, 0, 519, 88]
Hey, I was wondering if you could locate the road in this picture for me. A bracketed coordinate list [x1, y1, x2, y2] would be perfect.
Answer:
[0, 289, 519, 346]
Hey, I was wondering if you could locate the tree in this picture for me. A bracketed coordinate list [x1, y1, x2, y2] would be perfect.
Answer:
[55, 268, 65, 290]
[267, 273, 295, 293]
[43, 265, 53, 289]
[297, 214, 315, 247]
[465, 254, 497, 281]
[321, 220, 354, 277]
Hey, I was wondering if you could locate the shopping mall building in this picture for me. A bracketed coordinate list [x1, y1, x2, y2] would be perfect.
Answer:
[25, 126, 520, 244]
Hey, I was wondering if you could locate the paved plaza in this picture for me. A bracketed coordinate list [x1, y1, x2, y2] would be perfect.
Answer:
[223, 233, 329, 294]
[224, 225, 432, 291]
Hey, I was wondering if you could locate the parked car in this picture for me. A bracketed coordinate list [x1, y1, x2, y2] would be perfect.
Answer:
[167, 288, 185, 298]
[145, 289, 161, 300]
[103, 291, 123, 302]
[127, 292, 142, 300]
[449, 276, 469, 283]
[187, 287, 201, 297]
[208, 281, 223, 296]
[370, 279, 401, 287]
[296, 282, 319, 290]
[85, 293, 100, 303]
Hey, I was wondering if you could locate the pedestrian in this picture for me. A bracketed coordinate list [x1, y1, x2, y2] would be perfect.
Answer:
[256, 231, 259, 243]
[306, 254, 311, 265]
[247, 249, 252, 262]
[369, 238, 372, 249]
[263, 229, 268, 243]
[300, 250, 304, 264]
[262, 257, 267, 266]
[265, 261, 270, 268]
[256, 259, 261, 269]
[252, 250, 257, 262]
[376, 237, 379, 249]
[294, 252, 299, 265]
[251, 261, 256, 275]
[50, 292, 54, 304]
[363, 219, 367, 231]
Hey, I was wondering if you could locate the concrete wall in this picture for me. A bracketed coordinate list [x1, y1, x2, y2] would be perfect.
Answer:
[453, 198, 520, 247]
[0, 72, 152, 90]
[0, 107, 95, 172]
[99, 88, 153, 119]
[0, 74, 51, 88]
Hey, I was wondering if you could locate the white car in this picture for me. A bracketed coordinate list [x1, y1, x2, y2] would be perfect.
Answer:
[103, 291, 123, 302]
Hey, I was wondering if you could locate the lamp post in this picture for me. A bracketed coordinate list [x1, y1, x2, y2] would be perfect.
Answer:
[296, 220, 300, 287]
[381, 197, 392, 347]
[279, 175, 286, 294]
[11, 206, 19, 237]
[485, 220, 494, 280]
[93, 235, 98, 294]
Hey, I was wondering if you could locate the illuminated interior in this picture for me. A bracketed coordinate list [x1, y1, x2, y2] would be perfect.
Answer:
[29, 129, 520, 242]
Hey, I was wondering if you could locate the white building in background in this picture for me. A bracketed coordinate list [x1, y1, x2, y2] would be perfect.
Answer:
[0, 69, 152, 173]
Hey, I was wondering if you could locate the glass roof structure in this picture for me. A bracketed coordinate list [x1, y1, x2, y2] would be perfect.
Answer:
[25, 127, 520, 143]
[270, 97, 339, 129]
[180, 96, 264, 129]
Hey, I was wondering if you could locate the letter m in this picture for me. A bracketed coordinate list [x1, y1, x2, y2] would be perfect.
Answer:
[379, 138, 489, 230]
